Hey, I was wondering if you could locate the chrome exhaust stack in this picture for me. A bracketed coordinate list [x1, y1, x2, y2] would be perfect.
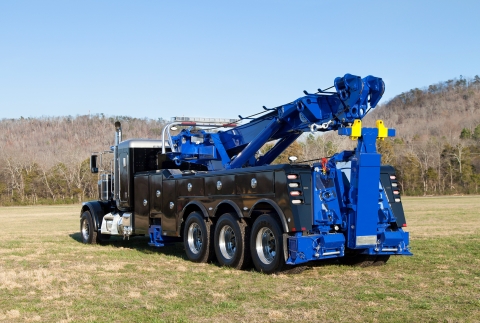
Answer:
[114, 121, 122, 208]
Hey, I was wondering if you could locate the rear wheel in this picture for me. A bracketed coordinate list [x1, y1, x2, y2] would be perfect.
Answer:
[250, 214, 285, 274]
[184, 212, 214, 263]
[80, 211, 98, 244]
[214, 213, 250, 269]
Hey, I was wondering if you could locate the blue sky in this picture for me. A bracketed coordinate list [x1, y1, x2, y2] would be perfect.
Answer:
[1, 1, 479, 120]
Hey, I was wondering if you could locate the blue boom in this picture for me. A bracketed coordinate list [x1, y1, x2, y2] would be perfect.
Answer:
[165, 73, 386, 171]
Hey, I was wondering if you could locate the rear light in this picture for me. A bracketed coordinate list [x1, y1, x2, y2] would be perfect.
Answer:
[390, 175, 396, 180]
[291, 199, 303, 204]
[395, 198, 401, 202]
[392, 182, 398, 187]
[402, 223, 407, 227]
[290, 191, 302, 196]
[393, 190, 400, 195]
[287, 174, 298, 180]
[289, 182, 299, 188]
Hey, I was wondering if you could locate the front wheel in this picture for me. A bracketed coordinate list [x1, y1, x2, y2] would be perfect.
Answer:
[80, 211, 98, 244]
[250, 214, 285, 274]
[183, 212, 214, 263]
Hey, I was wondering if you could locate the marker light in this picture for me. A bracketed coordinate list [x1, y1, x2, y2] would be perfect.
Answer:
[287, 174, 298, 180]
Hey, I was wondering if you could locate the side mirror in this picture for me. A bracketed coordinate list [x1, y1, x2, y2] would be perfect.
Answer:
[288, 156, 298, 164]
[90, 155, 98, 173]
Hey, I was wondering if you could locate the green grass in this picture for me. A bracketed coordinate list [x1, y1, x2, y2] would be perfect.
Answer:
[0, 198, 479, 322]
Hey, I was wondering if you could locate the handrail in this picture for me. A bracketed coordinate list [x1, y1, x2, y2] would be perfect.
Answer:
[161, 122, 182, 155]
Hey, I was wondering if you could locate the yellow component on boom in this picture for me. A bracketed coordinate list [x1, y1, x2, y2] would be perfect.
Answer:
[350, 119, 362, 140]
[376, 120, 388, 140]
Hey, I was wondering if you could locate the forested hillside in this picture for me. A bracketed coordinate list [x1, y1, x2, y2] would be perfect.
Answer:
[266, 76, 480, 196]
[0, 115, 167, 205]
[1, 75, 479, 205]
[364, 75, 480, 195]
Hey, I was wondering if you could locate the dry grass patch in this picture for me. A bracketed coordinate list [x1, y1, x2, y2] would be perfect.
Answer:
[403, 195, 480, 236]
[0, 198, 479, 322]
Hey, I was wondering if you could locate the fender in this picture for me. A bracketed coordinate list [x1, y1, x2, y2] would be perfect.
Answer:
[179, 200, 209, 219]
[81, 201, 108, 232]
[213, 200, 244, 218]
[249, 198, 289, 233]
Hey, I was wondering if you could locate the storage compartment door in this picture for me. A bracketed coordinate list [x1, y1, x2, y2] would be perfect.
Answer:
[133, 174, 149, 234]
[161, 179, 178, 235]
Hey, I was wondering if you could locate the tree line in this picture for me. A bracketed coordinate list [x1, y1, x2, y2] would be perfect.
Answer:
[268, 75, 480, 196]
[367, 75, 480, 195]
[0, 75, 479, 205]
[0, 115, 167, 205]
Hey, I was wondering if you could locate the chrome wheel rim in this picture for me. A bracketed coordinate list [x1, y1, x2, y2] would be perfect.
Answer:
[218, 225, 236, 260]
[187, 223, 202, 254]
[81, 219, 90, 241]
[256, 227, 276, 264]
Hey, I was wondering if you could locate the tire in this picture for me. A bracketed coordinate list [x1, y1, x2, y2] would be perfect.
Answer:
[250, 214, 285, 274]
[80, 211, 98, 244]
[183, 212, 214, 263]
[214, 213, 251, 269]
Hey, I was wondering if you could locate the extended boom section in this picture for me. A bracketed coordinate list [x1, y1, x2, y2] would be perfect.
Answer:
[165, 73, 385, 170]
[80, 73, 411, 274]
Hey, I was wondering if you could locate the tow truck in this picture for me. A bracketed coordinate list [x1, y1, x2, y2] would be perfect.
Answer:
[81, 73, 411, 273]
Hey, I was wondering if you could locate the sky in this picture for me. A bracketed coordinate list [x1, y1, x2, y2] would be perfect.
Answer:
[1, 1, 480, 121]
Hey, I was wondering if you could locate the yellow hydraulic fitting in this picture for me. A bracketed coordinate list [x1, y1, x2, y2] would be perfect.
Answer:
[376, 120, 388, 140]
[350, 119, 362, 140]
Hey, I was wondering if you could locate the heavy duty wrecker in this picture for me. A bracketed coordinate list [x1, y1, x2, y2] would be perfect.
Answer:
[81, 73, 412, 273]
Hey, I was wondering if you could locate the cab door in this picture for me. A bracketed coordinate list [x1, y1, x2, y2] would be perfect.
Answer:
[119, 151, 131, 208]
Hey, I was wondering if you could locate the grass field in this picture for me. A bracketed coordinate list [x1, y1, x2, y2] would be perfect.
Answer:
[0, 196, 479, 322]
